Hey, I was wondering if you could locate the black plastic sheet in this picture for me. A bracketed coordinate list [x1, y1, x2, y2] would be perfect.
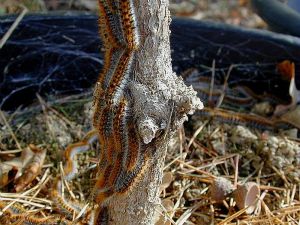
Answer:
[1, 14, 300, 110]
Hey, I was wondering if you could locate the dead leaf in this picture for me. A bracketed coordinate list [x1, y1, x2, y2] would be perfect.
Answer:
[0, 144, 46, 192]
[0, 147, 33, 188]
[14, 144, 46, 192]
[274, 60, 298, 116]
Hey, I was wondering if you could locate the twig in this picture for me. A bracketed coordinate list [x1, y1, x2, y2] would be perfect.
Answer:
[216, 64, 235, 108]
[176, 159, 217, 179]
[233, 154, 239, 189]
[208, 59, 216, 106]
[0, 110, 22, 151]
[0, 6, 28, 49]
[187, 120, 208, 150]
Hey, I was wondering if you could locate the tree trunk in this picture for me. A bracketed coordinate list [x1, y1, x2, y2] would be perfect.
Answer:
[98, 0, 203, 224]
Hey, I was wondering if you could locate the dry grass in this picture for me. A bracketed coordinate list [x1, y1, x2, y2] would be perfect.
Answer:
[1, 91, 300, 224]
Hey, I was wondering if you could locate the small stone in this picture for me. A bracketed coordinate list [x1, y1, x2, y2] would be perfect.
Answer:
[230, 125, 257, 144]
[252, 101, 274, 116]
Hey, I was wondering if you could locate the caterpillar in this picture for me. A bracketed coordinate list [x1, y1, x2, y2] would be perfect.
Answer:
[195, 108, 295, 131]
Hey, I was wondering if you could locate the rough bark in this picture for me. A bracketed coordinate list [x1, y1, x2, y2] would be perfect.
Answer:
[106, 0, 203, 224]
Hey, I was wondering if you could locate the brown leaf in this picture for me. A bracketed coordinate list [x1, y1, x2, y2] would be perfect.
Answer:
[14, 144, 46, 192]
[274, 60, 298, 116]
[0, 145, 46, 191]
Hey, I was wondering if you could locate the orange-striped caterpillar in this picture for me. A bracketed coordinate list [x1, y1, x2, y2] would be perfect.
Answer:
[119, 0, 140, 49]
[95, 0, 139, 99]
[52, 0, 144, 223]
[1, 1, 144, 224]
[195, 108, 295, 131]
[51, 180, 84, 220]
[0, 200, 73, 225]
[63, 130, 98, 180]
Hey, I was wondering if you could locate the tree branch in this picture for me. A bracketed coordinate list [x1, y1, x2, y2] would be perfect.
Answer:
[93, 0, 203, 224]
